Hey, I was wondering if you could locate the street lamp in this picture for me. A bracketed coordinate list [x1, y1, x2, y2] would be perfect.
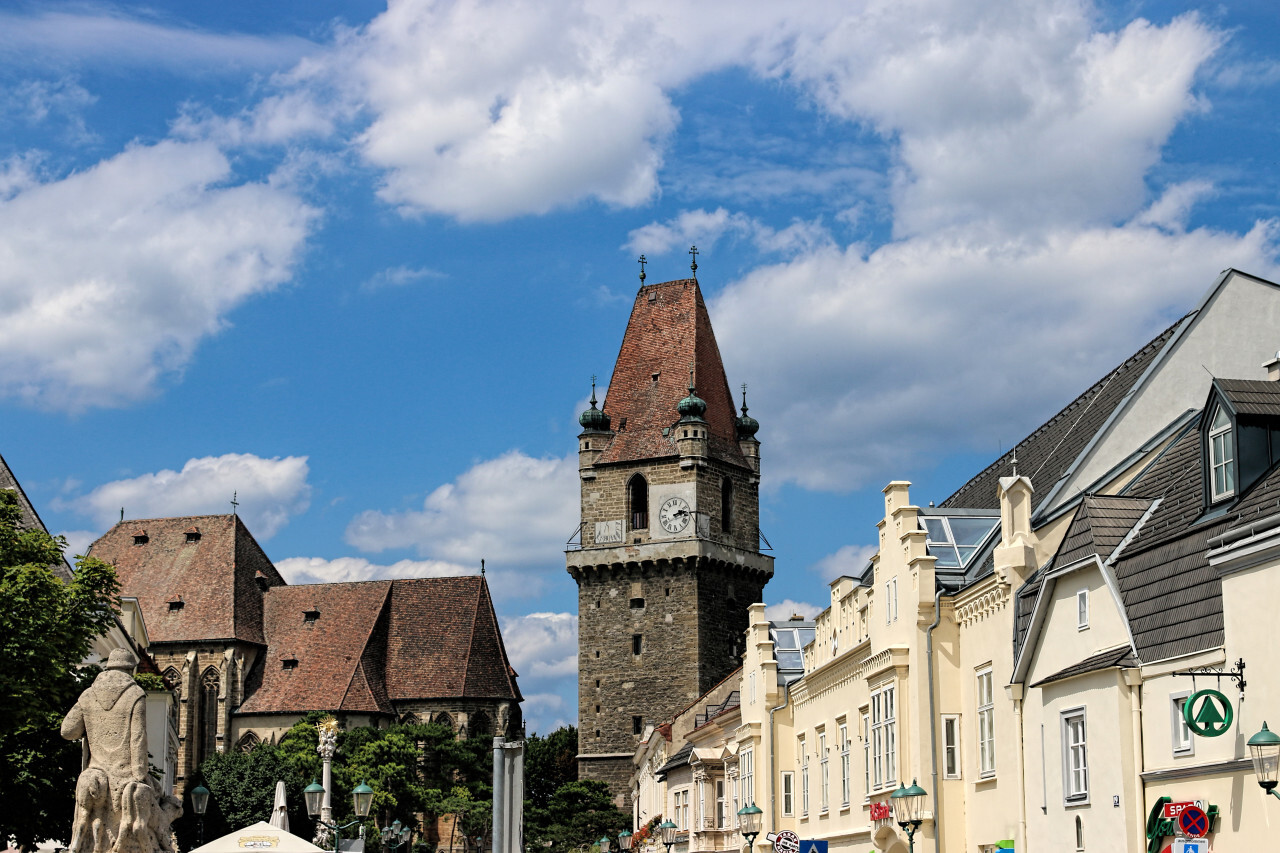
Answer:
[617, 830, 632, 852]
[1248, 721, 1280, 801]
[598, 837, 611, 853]
[889, 780, 927, 853]
[191, 784, 210, 847]
[381, 820, 413, 853]
[305, 779, 375, 853]
[735, 804, 762, 851]
[657, 820, 678, 853]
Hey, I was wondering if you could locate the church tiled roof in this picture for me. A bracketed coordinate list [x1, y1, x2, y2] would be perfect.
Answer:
[239, 580, 393, 714]
[92, 514, 286, 645]
[596, 279, 747, 468]
[0, 451, 72, 580]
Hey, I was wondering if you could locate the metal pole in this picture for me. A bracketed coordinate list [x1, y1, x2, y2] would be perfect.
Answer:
[492, 737, 506, 853]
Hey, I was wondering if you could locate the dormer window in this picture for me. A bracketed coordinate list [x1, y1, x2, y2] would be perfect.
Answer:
[132, 529, 148, 545]
[1208, 405, 1235, 501]
[303, 609, 320, 624]
[185, 526, 201, 543]
[281, 656, 298, 671]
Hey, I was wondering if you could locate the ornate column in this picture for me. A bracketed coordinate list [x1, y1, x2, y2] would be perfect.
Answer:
[315, 718, 339, 847]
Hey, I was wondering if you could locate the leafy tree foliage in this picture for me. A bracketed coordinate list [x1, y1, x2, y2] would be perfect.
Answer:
[524, 727, 629, 853]
[0, 490, 120, 849]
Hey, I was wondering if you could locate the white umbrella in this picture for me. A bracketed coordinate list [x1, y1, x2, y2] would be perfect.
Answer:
[269, 781, 290, 832]
[189, 821, 322, 853]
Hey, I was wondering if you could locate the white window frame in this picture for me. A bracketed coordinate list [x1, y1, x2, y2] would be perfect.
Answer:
[1171, 691, 1194, 756]
[741, 748, 754, 808]
[977, 667, 995, 778]
[871, 683, 897, 791]
[818, 730, 829, 812]
[839, 722, 851, 806]
[781, 771, 794, 817]
[1076, 589, 1089, 630]
[1061, 707, 1089, 804]
[942, 714, 961, 779]
[861, 711, 871, 801]
[800, 737, 810, 816]
[673, 788, 691, 830]
[1209, 405, 1236, 501]
[884, 577, 898, 623]
[716, 779, 726, 828]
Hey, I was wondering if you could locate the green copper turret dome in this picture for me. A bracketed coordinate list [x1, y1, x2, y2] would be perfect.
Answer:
[579, 379, 611, 431]
[677, 382, 707, 422]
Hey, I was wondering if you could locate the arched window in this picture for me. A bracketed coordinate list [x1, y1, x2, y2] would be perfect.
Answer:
[200, 667, 220, 762]
[629, 475, 648, 530]
[401, 712, 420, 726]
[721, 477, 733, 533]
[1075, 815, 1084, 850]
[435, 712, 454, 732]
[237, 732, 260, 753]
[161, 667, 181, 691]
[470, 711, 492, 738]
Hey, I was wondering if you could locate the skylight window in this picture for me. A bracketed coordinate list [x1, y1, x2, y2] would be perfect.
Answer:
[770, 626, 816, 673]
[921, 515, 999, 568]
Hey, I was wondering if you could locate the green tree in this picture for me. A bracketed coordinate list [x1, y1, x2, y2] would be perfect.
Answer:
[0, 490, 120, 849]
[526, 780, 629, 853]
[524, 726, 578, 813]
[188, 745, 310, 845]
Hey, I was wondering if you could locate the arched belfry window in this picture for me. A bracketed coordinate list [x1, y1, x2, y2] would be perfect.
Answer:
[721, 477, 734, 534]
[200, 667, 220, 762]
[629, 475, 649, 530]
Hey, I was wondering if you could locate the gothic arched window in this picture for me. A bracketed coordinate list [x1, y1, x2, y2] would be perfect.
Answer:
[435, 712, 454, 732]
[237, 732, 260, 753]
[200, 667, 220, 762]
[470, 711, 491, 738]
[629, 475, 648, 530]
[162, 667, 181, 692]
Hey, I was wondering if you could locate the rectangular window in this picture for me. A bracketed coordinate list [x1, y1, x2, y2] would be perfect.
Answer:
[1077, 589, 1089, 630]
[781, 772, 794, 817]
[1171, 693, 1194, 756]
[632, 634, 643, 655]
[1062, 709, 1089, 802]
[884, 578, 898, 624]
[819, 731, 829, 811]
[1209, 406, 1235, 501]
[749, 671, 757, 705]
[716, 780, 725, 828]
[741, 748, 754, 807]
[839, 723, 851, 806]
[633, 715, 643, 735]
[862, 712, 870, 798]
[871, 684, 896, 790]
[800, 737, 810, 816]
[859, 606, 868, 641]
[977, 668, 995, 777]
[942, 714, 961, 779]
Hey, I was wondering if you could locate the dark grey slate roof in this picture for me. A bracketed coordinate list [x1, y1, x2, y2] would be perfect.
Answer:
[941, 319, 1183, 512]
[1013, 571, 1042, 661]
[1030, 645, 1138, 688]
[1216, 378, 1280, 417]
[656, 741, 695, 776]
[1049, 495, 1153, 571]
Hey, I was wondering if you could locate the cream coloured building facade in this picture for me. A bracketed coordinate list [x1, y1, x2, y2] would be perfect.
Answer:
[632, 268, 1280, 853]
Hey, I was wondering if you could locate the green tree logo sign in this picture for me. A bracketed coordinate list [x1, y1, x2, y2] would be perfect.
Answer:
[1183, 689, 1234, 737]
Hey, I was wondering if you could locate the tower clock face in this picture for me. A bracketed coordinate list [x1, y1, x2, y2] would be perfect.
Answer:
[658, 497, 691, 533]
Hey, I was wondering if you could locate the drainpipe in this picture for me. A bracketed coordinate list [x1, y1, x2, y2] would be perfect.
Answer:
[1124, 670, 1145, 853]
[768, 682, 792, 833]
[1009, 684, 1027, 853]
[925, 586, 945, 853]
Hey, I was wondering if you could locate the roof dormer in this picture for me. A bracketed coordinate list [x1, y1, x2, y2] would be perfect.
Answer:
[1200, 378, 1280, 509]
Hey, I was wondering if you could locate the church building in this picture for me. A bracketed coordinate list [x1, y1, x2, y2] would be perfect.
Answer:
[89, 513, 522, 794]
[568, 271, 773, 805]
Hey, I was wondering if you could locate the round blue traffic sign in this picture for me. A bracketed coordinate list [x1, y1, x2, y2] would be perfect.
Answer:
[1178, 805, 1209, 838]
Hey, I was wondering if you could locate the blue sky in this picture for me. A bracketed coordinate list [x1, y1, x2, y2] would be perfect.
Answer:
[3, 0, 1280, 734]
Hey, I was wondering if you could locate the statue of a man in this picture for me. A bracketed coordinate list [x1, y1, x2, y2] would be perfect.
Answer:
[62, 648, 180, 853]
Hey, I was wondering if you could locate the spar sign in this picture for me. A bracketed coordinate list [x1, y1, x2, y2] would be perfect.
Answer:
[1146, 797, 1219, 853]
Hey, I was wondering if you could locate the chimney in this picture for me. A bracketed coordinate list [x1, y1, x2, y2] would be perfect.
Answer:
[1264, 350, 1280, 382]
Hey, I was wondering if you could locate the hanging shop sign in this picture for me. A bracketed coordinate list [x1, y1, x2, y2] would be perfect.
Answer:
[1183, 689, 1233, 737]
[1146, 797, 1219, 853]
[772, 830, 799, 853]
[868, 801, 892, 821]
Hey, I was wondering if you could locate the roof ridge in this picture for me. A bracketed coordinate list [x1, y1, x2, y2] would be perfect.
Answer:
[476, 577, 521, 699]
[461, 576, 482, 696]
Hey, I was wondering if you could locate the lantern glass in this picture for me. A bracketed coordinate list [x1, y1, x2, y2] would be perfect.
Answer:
[1249, 722, 1280, 791]
[353, 781, 375, 818]
[304, 780, 325, 818]
[658, 820, 679, 846]
[889, 780, 926, 825]
[598, 837, 610, 853]
[191, 784, 210, 816]
[736, 803, 763, 837]
[618, 830, 633, 851]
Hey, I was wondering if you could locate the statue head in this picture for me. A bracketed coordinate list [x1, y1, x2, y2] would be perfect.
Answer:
[104, 648, 139, 672]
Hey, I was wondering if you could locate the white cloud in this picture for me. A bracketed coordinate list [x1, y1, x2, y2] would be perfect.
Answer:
[68, 453, 312, 539]
[812, 544, 877, 580]
[360, 265, 447, 293]
[274, 555, 543, 602]
[499, 611, 578, 735]
[626, 207, 832, 257]
[0, 140, 318, 410]
[57, 529, 98, 561]
[765, 600, 822, 622]
[713, 213, 1280, 491]
[345, 450, 579, 564]
[0, 9, 316, 73]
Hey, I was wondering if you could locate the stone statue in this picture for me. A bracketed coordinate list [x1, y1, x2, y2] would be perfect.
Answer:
[61, 648, 182, 853]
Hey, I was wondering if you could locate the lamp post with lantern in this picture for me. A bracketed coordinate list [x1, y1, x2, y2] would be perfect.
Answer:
[305, 779, 374, 853]
[617, 830, 632, 853]
[657, 820, 678, 853]
[381, 820, 413, 853]
[1249, 721, 1280, 801]
[190, 784, 210, 847]
[889, 781, 927, 853]
[735, 803, 762, 852]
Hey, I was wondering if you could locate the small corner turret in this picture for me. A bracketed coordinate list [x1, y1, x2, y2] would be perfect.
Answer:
[578, 377, 612, 480]
[736, 384, 761, 478]
[994, 465, 1037, 586]
[675, 369, 709, 467]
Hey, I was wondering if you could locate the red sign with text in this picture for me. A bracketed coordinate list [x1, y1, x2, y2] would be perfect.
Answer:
[1161, 801, 1203, 820]
[869, 802, 891, 821]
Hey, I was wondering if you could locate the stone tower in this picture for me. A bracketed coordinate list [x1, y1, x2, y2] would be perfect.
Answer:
[567, 277, 773, 806]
